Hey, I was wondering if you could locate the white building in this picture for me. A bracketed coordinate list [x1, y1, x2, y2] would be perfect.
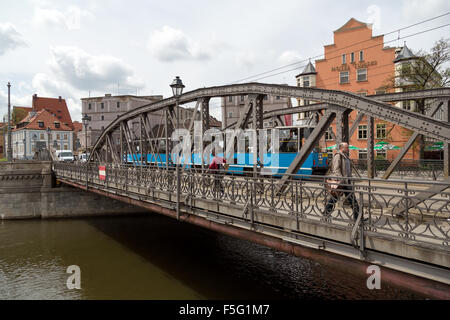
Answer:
[10, 109, 73, 159]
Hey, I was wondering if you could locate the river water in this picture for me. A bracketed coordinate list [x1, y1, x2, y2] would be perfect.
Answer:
[0, 214, 425, 300]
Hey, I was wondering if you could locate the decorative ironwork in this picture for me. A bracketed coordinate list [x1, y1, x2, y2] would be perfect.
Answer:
[54, 163, 450, 247]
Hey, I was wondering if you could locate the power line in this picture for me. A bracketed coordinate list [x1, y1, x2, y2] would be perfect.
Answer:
[247, 22, 450, 83]
[231, 12, 450, 84]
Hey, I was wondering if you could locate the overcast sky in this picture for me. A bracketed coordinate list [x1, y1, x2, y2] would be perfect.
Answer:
[0, 0, 449, 122]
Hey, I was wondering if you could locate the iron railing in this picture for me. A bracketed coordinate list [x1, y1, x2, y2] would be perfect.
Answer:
[53, 162, 450, 247]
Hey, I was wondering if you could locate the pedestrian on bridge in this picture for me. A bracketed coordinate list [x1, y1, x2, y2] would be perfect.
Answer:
[325, 142, 360, 220]
[209, 149, 228, 194]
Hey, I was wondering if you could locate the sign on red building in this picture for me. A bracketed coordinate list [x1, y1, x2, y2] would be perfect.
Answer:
[98, 165, 106, 181]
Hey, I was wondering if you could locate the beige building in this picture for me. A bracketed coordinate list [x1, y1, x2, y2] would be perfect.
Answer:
[79, 94, 163, 151]
[221, 94, 292, 129]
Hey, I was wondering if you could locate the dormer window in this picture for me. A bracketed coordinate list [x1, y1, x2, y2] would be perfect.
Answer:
[38, 121, 44, 128]
[54, 122, 60, 128]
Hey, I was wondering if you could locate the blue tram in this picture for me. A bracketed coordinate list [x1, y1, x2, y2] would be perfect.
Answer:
[125, 126, 329, 176]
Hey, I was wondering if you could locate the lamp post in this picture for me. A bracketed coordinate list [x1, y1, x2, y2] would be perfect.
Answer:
[7, 82, 12, 161]
[82, 114, 91, 189]
[32, 134, 37, 158]
[15, 141, 18, 160]
[46, 127, 51, 159]
[2, 116, 5, 158]
[170, 76, 185, 220]
[23, 137, 26, 160]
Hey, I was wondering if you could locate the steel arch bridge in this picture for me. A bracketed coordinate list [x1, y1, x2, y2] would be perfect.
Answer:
[54, 83, 450, 297]
[88, 82, 450, 183]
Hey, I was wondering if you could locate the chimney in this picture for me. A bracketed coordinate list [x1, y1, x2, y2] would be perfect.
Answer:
[58, 96, 62, 102]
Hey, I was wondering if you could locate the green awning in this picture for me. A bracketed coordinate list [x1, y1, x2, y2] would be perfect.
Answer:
[326, 144, 360, 150]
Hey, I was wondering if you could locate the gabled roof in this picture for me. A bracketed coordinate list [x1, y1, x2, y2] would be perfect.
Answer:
[13, 109, 72, 131]
[73, 121, 83, 132]
[32, 95, 73, 129]
[334, 18, 372, 33]
[394, 44, 416, 62]
[295, 61, 317, 77]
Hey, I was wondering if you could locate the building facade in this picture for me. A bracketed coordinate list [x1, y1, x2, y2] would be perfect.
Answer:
[295, 18, 441, 160]
[221, 94, 292, 129]
[10, 110, 73, 159]
[79, 94, 163, 151]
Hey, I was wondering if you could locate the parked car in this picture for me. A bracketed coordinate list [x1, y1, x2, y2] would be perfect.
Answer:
[55, 150, 75, 162]
[78, 153, 90, 162]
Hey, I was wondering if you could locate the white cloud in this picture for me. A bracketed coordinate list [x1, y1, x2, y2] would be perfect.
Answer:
[47, 45, 144, 91]
[366, 5, 382, 31]
[235, 51, 257, 70]
[278, 50, 303, 65]
[0, 23, 26, 55]
[27, 46, 146, 121]
[33, 5, 94, 30]
[147, 26, 213, 62]
[402, 0, 450, 22]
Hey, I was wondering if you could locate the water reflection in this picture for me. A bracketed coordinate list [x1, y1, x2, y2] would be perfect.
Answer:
[0, 215, 424, 299]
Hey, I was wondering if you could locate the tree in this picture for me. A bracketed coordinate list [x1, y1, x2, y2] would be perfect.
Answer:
[11, 108, 28, 126]
[383, 38, 450, 159]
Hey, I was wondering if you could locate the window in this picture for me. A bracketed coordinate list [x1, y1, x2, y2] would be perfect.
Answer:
[228, 112, 233, 118]
[64, 134, 68, 140]
[359, 51, 364, 61]
[101, 115, 104, 121]
[54, 122, 60, 128]
[240, 95, 245, 102]
[101, 102, 104, 109]
[402, 100, 412, 111]
[117, 101, 120, 108]
[304, 100, 310, 106]
[340, 71, 349, 84]
[40, 133, 44, 140]
[263, 95, 268, 100]
[56, 133, 60, 140]
[357, 68, 367, 81]
[64, 144, 68, 150]
[351, 52, 355, 63]
[375, 89, 385, 95]
[227, 96, 232, 103]
[325, 127, 333, 141]
[38, 121, 44, 128]
[276, 96, 280, 100]
[303, 76, 310, 87]
[358, 125, 367, 139]
[342, 54, 346, 64]
[303, 111, 310, 118]
[376, 151, 386, 159]
[88, 103, 91, 110]
[358, 150, 367, 160]
[376, 124, 386, 139]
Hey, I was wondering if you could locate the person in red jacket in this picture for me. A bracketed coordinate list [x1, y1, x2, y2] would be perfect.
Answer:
[208, 149, 227, 195]
[208, 149, 226, 171]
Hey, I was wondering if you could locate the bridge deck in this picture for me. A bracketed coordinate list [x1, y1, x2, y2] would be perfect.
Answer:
[54, 163, 450, 285]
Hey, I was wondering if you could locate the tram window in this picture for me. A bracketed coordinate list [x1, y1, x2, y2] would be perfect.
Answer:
[157, 140, 167, 153]
[280, 129, 298, 153]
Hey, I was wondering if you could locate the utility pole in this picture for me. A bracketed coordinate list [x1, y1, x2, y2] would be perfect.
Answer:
[7, 82, 12, 161]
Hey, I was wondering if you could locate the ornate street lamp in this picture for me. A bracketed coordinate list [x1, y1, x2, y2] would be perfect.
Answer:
[170, 76, 184, 220]
[7, 82, 12, 161]
[23, 138, 26, 160]
[82, 113, 91, 189]
[46, 127, 51, 154]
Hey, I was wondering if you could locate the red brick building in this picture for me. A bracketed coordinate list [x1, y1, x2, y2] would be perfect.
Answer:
[296, 18, 422, 160]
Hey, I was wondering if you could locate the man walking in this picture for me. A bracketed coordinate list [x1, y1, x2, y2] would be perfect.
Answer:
[325, 142, 360, 220]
